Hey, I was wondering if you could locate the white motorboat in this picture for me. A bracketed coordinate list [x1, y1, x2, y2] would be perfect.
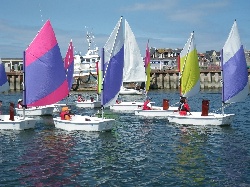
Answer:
[73, 31, 100, 77]
[53, 115, 115, 131]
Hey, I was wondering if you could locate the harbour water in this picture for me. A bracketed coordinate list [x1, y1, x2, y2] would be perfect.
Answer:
[0, 90, 250, 186]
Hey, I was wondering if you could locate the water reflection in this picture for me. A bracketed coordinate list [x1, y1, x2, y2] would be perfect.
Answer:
[16, 128, 78, 186]
[175, 126, 210, 186]
[1, 90, 250, 186]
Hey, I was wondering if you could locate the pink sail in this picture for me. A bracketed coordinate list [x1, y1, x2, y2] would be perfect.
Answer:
[64, 40, 74, 91]
[24, 20, 69, 106]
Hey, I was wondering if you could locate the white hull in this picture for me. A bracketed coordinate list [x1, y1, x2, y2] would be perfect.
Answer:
[134, 106, 179, 117]
[53, 115, 115, 131]
[119, 88, 143, 95]
[167, 112, 235, 126]
[73, 69, 97, 77]
[15, 106, 54, 116]
[0, 115, 36, 130]
[51, 103, 77, 113]
[75, 100, 101, 108]
[110, 101, 146, 111]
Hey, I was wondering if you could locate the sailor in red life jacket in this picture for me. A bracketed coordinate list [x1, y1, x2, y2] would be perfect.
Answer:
[77, 94, 85, 102]
[178, 97, 190, 115]
[143, 98, 152, 110]
[60, 107, 73, 120]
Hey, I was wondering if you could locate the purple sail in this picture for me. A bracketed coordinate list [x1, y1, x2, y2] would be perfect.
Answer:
[24, 20, 68, 106]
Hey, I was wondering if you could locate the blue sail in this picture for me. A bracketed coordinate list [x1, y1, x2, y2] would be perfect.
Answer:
[102, 17, 124, 107]
[24, 20, 68, 106]
[221, 20, 249, 103]
[0, 59, 9, 92]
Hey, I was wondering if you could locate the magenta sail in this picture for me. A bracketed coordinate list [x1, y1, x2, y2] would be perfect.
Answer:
[64, 40, 74, 91]
[24, 20, 69, 106]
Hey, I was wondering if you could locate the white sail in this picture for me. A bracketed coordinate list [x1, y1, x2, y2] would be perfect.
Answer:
[103, 17, 124, 107]
[123, 19, 145, 83]
[222, 20, 249, 103]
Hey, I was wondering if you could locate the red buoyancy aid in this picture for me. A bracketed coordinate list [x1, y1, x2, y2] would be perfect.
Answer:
[179, 110, 187, 115]
[78, 96, 85, 102]
[184, 103, 190, 111]
[179, 103, 190, 115]
[143, 100, 151, 110]
[60, 111, 68, 120]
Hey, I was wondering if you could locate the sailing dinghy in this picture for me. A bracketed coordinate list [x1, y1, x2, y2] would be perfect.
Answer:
[134, 42, 178, 117]
[119, 19, 145, 95]
[168, 21, 248, 126]
[53, 17, 125, 131]
[0, 58, 36, 130]
[16, 20, 69, 119]
[52, 40, 76, 112]
[110, 18, 147, 111]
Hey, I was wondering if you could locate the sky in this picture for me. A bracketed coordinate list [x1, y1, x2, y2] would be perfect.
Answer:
[0, 0, 250, 58]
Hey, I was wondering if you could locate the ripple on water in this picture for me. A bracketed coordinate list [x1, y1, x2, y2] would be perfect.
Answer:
[0, 91, 250, 186]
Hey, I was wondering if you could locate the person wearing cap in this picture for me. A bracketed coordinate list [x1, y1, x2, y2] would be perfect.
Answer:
[143, 97, 152, 110]
[60, 107, 73, 120]
[77, 94, 85, 102]
[178, 97, 190, 115]
[17, 99, 24, 109]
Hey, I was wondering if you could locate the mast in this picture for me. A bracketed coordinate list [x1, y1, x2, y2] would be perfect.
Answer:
[101, 47, 104, 119]
[86, 31, 92, 51]
[177, 54, 181, 95]
[22, 51, 26, 119]
[221, 48, 225, 115]
[179, 31, 194, 97]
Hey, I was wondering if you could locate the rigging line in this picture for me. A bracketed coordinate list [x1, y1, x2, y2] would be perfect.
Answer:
[38, 2, 44, 23]
[212, 102, 233, 113]
[178, 32, 194, 95]
[170, 101, 180, 107]
[102, 17, 123, 84]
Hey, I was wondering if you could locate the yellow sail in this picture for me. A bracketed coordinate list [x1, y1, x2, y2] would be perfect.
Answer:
[97, 61, 102, 94]
[179, 32, 200, 97]
[145, 42, 151, 92]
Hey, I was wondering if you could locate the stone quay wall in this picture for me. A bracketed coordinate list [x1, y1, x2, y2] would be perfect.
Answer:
[6, 72, 23, 91]
[6, 70, 250, 91]
[150, 69, 250, 89]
